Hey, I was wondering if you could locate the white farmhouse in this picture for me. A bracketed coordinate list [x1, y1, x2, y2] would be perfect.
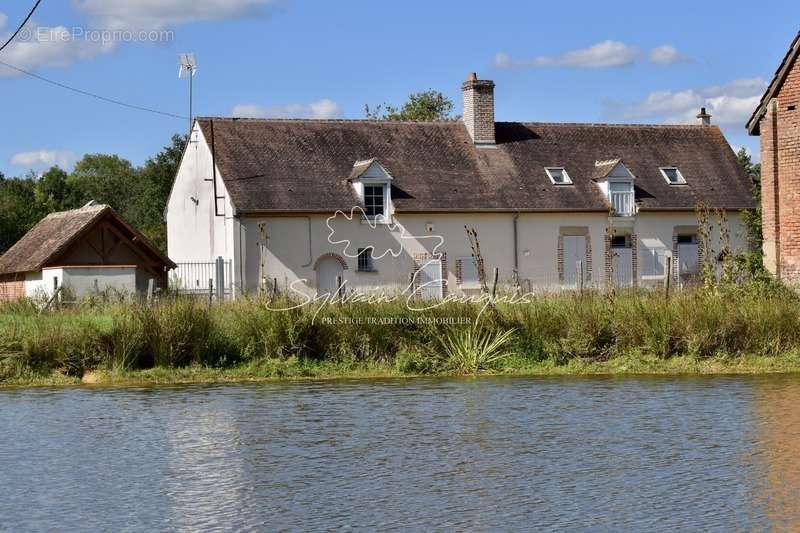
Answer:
[166, 73, 755, 298]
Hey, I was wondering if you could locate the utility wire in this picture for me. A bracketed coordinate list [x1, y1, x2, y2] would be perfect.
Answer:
[0, 0, 44, 53]
[0, 59, 188, 120]
[0, 0, 185, 120]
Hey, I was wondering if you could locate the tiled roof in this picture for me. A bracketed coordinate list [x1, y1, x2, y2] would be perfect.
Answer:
[0, 204, 175, 275]
[197, 118, 755, 214]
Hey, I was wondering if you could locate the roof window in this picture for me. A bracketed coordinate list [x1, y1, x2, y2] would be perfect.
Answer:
[545, 167, 572, 185]
[660, 167, 686, 185]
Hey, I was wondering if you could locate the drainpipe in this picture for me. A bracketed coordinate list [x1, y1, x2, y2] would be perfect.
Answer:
[302, 216, 313, 268]
[238, 215, 244, 297]
[513, 212, 520, 284]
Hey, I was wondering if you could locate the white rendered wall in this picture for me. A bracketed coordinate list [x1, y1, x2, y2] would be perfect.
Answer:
[166, 122, 236, 265]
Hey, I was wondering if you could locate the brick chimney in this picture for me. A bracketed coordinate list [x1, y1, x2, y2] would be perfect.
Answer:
[696, 107, 712, 126]
[461, 72, 495, 146]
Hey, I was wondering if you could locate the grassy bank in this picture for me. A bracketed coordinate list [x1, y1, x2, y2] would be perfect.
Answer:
[3, 284, 800, 387]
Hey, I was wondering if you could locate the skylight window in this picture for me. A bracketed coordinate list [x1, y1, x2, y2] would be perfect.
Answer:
[659, 167, 686, 185]
[545, 167, 572, 185]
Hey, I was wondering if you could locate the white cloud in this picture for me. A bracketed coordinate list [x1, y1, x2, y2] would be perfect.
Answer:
[609, 77, 768, 126]
[0, 17, 115, 77]
[231, 99, 340, 119]
[496, 42, 690, 69]
[649, 45, 684, 65]
[11, 149, 77, 170]
[495, 41, 641, 69]
[74, 0, 277, 30]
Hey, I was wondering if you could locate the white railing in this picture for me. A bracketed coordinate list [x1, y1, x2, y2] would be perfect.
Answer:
[611, 192, 634, 216]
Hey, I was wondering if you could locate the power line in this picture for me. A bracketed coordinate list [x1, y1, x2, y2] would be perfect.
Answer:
[0, 59, 187, 120]
[0, 0, 44, 54]
[0, 0, 186, 120]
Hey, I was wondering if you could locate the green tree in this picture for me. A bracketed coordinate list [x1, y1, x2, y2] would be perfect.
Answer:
[125, 134, 187, 250]
[733, 147, 767, 280]
[34, 166, 73, 213]
[737, 147, 762, 250]
[0, 133, 186, 256]
[0, 176, 39, 253]
[365, 90, 456, 121]
[67, 154, 139, 214]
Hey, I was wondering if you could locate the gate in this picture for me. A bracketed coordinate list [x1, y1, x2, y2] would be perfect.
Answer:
[171, 257, 233, 299]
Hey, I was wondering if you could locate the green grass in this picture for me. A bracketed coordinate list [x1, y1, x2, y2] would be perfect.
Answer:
[3, 284, 800, 388]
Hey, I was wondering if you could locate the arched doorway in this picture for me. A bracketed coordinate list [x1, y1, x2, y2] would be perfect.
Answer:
[314, 254, 346, 295]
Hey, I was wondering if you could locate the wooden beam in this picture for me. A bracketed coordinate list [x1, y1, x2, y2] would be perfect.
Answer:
[102, 223, 162, 279]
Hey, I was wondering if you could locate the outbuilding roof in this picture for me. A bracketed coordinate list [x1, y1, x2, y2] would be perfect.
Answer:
[197, 117, 755, 214]
[0, 204, 175, 275]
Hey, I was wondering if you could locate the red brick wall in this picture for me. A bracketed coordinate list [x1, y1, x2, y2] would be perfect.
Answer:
[0, 277, 25, 302]
[761, 56, 800, 282]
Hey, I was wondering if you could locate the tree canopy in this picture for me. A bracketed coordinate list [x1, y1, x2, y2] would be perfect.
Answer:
[0, 134, 186, 255]
[365, 90, 456, 121]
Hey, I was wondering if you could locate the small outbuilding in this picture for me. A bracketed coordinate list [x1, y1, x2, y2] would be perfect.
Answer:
[0, 203, 175, 302]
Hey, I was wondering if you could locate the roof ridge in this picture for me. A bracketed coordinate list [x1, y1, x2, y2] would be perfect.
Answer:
[503, 121, 716, 129]
[197, 116, 716, 130]
[45, 204, 108, 218]
[197, 117, 463, 126]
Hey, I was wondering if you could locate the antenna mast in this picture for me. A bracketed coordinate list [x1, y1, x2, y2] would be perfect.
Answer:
[178, 53, 198, 133]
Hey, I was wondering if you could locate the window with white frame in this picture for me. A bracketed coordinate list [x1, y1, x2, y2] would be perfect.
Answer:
[357, 248, 374, 272]
[363, 184, 385, 217]
[458, 256, 481, 288]
[545, 167, 572, 185]
[659, 167, 686, 185]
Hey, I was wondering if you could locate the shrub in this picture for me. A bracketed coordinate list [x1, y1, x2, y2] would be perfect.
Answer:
[441, 325, 515, 374]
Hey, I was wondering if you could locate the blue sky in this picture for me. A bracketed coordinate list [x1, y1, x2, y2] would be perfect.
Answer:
[0, 0, 796, 176]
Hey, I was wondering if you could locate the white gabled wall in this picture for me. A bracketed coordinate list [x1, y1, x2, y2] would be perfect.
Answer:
[166, 121, 237, 270]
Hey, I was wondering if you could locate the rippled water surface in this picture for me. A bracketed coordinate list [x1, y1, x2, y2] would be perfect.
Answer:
[2, 376, 800, 531]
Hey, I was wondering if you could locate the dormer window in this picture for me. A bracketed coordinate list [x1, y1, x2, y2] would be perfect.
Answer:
[364, 184, 385, 217]
[347, 158, 393, 224]
[594, 160, 636, 217]
[660, 167, 686, 185]
[545, 167, 572, 185]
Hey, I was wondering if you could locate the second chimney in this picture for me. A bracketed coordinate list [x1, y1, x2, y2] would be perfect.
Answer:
[697, 107, 712, 126]
[462, 72, 496, 146]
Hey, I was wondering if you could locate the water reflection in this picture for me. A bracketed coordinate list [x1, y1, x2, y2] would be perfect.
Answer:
[0, 376, 799, 530]
[750, 376, 800, 530]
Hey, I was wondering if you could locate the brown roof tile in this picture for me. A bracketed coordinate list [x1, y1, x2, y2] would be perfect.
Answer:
[197, 118, 755, 214]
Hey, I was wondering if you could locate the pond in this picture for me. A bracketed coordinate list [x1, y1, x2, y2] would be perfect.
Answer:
[2, 375, 799, 531]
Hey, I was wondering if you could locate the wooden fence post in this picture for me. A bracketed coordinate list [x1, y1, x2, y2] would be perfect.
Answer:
[208, 278, 213, 305]
[491, 267, 499, 298]
[577, 260, 584, 295]
[663, 255, 672, 300]
[146, 278, 155, 305]
[215, 256, 225, 301]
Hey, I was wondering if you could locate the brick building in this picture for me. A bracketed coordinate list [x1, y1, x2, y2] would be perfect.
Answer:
[748, 31, 800, 282]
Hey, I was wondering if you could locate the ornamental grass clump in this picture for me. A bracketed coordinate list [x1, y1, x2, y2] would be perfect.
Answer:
[441, 325, 515, 374]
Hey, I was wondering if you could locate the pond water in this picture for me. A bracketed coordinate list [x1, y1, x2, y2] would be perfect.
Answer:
[2, 375, 800, 531]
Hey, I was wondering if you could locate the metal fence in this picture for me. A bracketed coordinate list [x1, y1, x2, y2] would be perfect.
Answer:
[171, 257, 233, 300]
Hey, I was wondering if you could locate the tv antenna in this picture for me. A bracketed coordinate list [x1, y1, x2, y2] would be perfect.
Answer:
[178, 53, 198, 133]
